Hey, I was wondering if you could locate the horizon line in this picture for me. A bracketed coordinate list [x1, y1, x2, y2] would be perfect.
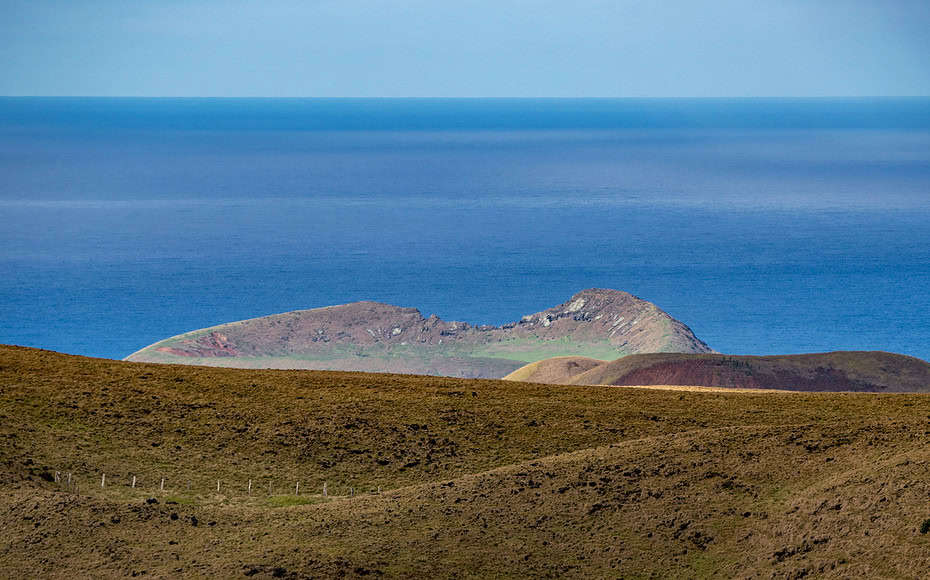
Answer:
[3, 95, 930, 100]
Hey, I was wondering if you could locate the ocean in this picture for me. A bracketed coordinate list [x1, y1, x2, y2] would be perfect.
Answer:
[1, 97, 929, 361]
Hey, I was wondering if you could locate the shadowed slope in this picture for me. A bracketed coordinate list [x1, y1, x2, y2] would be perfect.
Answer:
[125, 289, 712, 378]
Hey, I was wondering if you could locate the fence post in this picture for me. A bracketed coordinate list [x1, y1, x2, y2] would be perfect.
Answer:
[160, 478, 165, 491]
[248, 479, 252, 496]
[217, 480, 220, 493]
[101, 473, 106, 488]
[323, 482, 327, 498]
[132, 475, 136, 488]
[295, 481, 300, 495]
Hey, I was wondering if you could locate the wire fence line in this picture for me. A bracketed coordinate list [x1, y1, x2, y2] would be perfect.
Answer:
[50, 469, 382, 499]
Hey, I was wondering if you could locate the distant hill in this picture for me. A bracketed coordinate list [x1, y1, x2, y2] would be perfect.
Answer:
[3, 345, 930, 578]
[126, 288, 713, 377]
[502, 355, 606, 383]
[504, 351, 930, 392]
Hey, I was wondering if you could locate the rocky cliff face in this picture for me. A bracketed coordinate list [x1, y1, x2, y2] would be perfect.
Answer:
[126, 289, 713, 378]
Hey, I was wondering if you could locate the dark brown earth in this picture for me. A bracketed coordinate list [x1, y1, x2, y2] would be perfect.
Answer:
[505, 351, 930, 392]
[126, 288, 713, 378]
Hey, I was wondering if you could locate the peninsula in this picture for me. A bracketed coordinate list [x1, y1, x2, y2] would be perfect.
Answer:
[127, 288, 713, 377]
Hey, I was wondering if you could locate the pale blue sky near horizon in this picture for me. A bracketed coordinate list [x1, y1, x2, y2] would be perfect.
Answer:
[1, 0, 929, 97]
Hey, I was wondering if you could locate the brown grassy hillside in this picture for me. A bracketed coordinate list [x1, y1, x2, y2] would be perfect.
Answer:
[501, 355, 606, 383]
[505, 351, 930, 392]
[1, 345, 929, 578]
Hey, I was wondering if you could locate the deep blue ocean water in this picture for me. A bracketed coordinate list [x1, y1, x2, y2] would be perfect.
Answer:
[1, 98, 929, 361]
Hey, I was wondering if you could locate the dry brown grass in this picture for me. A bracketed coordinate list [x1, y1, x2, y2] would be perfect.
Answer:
[611, 384, 800, 393]
[2, 345, 929, 578]
[501, 355, 606, 383]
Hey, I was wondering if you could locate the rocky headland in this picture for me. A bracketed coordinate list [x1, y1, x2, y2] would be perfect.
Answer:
[126, 288, 713, 378]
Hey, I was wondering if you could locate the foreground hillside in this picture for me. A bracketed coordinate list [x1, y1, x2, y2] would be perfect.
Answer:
[1, 345, 929, 578]
[505, 351, 930, 392]
[126, 288, 712, 378]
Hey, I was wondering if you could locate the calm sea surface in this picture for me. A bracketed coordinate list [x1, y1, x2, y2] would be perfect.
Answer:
[1, 98, 929, 361]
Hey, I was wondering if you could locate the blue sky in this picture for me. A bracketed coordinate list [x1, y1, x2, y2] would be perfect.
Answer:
[2, 0, 929, 97]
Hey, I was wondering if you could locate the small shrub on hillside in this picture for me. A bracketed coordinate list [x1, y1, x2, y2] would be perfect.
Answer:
[920, 518, 930, 534]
